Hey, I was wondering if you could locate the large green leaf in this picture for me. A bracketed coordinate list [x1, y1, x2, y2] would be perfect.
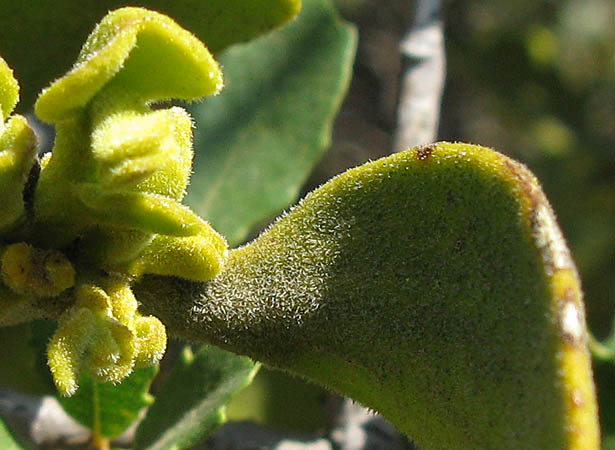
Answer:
[133, 345, 258, 450]
[0, 0, 300, 109]
[57, 366, 157, 439]
[135, 143, 599, 449]
[186, 0, 357, 245]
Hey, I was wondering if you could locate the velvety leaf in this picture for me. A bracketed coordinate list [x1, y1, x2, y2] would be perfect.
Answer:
[34, 9, 222, 124]
[134, 345, 258, 450]
[186, 0, 357, 245]
[0, 0, 300, 109]
[135, 143, 599, 449]
[57, 366, 157, 439]
[0, 417, 28, 450]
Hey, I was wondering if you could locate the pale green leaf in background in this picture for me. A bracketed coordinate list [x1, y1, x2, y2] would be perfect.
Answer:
[57, 366, 157, 439]
[186, 0, 357, 245]
[134, 345, 258, 450]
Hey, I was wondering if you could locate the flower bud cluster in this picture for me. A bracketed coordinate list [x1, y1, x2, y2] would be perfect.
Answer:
[48, 278, 166, 396]
[0, 8, 226, 395]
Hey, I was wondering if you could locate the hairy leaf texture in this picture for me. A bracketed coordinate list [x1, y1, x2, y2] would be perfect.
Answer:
[136, 143, 599, 449]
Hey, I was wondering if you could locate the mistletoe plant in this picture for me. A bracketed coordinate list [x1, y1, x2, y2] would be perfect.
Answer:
[0, 2, 603, 450]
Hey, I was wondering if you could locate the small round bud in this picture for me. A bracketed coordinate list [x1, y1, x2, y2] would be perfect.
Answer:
[1, 243, 75, 297]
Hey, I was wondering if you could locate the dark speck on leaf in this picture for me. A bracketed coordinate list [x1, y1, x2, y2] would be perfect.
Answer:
[416, 145, 434, 161]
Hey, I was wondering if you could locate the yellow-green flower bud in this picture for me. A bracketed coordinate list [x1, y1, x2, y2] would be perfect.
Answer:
[130, 225, 228, 281]
[31, 7, 223, 252]
[1, 243, 75, 297]
[85, 319, 136, 384]
[134, 315, 167, 367]
[76, 184, 207, 238]
[91, 106, 193, 198]
[99, 276, 138, 325]
[47, 307, 97, 396]
[47, 280, 168, 396]
[78, 227, 154, 269]
[0, 56, 18, 123]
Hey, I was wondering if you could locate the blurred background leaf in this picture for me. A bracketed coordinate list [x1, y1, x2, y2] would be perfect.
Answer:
[57, 366, 157, 439]
[0, 0, 300, 108]
[0, 416, 28, 450]
[225, 366, 329, 433]
[595, 360, 615, 449]
[185, 0, 357, 246]
[134, 345, 257, 450]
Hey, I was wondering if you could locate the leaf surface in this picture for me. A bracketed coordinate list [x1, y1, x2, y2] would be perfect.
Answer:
[136, 142, 600, 449]
[57, 366, 157, 439]
[186, 0, 357, 245]
[134, 345, 258, 450]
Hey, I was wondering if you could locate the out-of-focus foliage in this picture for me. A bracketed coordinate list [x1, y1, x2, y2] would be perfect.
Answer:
[0, 416, 27, 450]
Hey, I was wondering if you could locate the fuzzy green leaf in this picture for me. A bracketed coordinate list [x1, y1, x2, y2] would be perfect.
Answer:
[136, 143, 599, 449]
[35, 7, 222, 123]
[0, 0, 300, 109]
[186, 0, 357, 245]
[57, 366, 157, 439]
[134, 345, 258, 450]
